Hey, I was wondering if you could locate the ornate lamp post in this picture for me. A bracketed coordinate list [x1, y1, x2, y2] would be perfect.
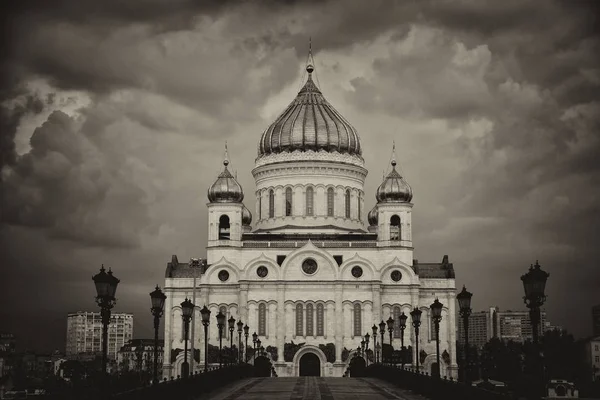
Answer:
[430, 299, 443, 379]
[149, 286, 166, 384]
[364, 333, 370, 367]
[386, 317, 394, 365]
[252, 332, 258, 362]
[180, 298, 194, 378]
[457, 285, 473, 384]
[216, 311, 226, 368]
[410, 307, 422, 372]
[256, 339, 262, 357]
[244, 325, 249, 363]
[200, 306, 211, 371]
[92, 265, 120, 376]
[521, 260, 549, 397]
[399, 312, 407, 369]
[237, 320, 244, 364]
[228, 316, 235, 365]
[372, 325, 378, 363]
[379, 320, 386, 364]
[360, 340, 365, 358]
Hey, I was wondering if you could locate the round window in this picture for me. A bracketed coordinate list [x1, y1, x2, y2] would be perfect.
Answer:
[351, 266, 363, 278]
[257, 266, 268, 278]
[218, 270, 230, 282]
[302, 258, 318, 275]
[391, 270, 402, 282]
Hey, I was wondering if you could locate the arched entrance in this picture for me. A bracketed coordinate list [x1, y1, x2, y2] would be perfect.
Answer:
[254, 356, 272, 377]
[349, 355, 366, 377]
[299, 353, 320, 376]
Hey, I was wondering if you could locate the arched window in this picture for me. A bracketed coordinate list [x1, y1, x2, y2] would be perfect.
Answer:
[345, 189, 351, 218]
[393, 306, 402, 338]
[258, 194, 261, 220]
[306, 187, 314, 216]
[353, 303, 362, 337]
[357, 193, 361, 220]
[285, 187, 293, 216]
[327, 188, 334, 216]
[316, 303, 324, 336]
[218, 215, 230, 240]
[296, 303, 304, 336]
[390, 215, 401, 241]
[306, 303, 314, 336]
[268, 189, 274, 218]
[219, 306, 227, 316]
[258, 303, 266, 336]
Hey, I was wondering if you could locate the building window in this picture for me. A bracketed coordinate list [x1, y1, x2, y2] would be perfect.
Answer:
[258, 194, 261, 220]
[390, 215, 400, 241]
[218, 215, 230, 240]
[258, 303, 266, 336]
[306, 187, 314, 216]
[327, 188, 334, 216]
[306, 304, 314, 336]
[345, 189, 351, 218]
[357, 193, 361, 220]
[393, 306, 401, 338]
[316, 304, 324, 336]
[596, 356, 600, 363]
[596, 345, 599, 351]
[285, 187, 293, 216]
[353, 303, 362, 337]
[296, 304, 304, 336]
[269, 189, 274, 218]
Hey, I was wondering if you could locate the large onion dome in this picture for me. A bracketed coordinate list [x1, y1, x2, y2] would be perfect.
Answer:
[207, 160, 244, 203]
[258, 64, 361, 157]
[368, 206, 378, 226]
[376, 160, 413, 203]
[242, 205, 252, 226]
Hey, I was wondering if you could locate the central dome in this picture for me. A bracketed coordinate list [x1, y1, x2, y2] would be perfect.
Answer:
[258, 65, 362, 157]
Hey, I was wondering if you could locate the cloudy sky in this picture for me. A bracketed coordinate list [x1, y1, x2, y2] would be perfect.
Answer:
[1, 0, 599, 352]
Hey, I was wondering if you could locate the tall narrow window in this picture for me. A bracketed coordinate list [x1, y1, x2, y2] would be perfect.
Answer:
[345, 189, 351, 218]
[218, 215, 230, 240]
[296, 303, 304, 336]
[390, 215, 401, 241]
[258, 194, 261, 220]
[219, 306, 227, 316]
[306, 187, 314, 216]
[268, 189, 274, 218]
[316, 303, 324, 336]
[327, 188, 334, 216]
[258, 303, 266, 336]
[306, 303, 314, 336]
[357, 193, 361, 220]
[285, 187, 293, 216]
[353, 303, 362, 337]
[393, 306, 402, 338]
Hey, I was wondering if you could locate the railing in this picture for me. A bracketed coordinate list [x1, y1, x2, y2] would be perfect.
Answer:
[243, 240, 378, 248]
[36, 365, 254, 400]
[365, 365, 513, 400]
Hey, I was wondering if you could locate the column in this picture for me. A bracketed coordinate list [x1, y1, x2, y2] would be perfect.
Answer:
[239, 284, 249, 324]
[372, 285, 381, 325]
[162, 291, 173, 378]
[334, 284, 343, 362]
[277, 286, 285, 362]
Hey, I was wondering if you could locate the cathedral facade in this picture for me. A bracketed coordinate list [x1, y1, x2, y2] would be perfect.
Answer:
[162, 62, 458, 378]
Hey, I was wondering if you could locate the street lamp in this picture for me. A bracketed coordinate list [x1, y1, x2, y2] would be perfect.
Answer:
[256, 339, 262, 358]
[372, 325, 378, 363]
[364, 333, 370, 366]
[252, 332, 258, 362]
[92, 265, 120, 376]
[457, 285, 473, 384]
[430, 299, 443, 379]
[399, 312, 407, 369]
[410, 307, 422, 372]
[180, 298, 194, 378]
[200, 306, 211, 372]
[216, 311, 226, 368]
[149, 285, 166, 384]
[379, 320, 386, 364]
[386, 316, 394, 365]
[244, 325, 249, 363]
[228, 316, 236, 365]
[521, 260, 549, 397]
[237, 320, 243, 364]
[360, 340, 365, 358]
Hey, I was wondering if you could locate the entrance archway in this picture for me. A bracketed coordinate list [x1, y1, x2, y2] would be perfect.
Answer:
[349, 355, 366, 377]
[254, 356, 272, 377]
[299, 353, 320, 376]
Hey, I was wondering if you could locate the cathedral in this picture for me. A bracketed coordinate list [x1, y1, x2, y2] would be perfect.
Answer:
[162, 59, 458, 379]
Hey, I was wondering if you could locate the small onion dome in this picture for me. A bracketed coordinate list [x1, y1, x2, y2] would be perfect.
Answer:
[376, 160, 413, 203]
[258, 64, 361, 157]
[368, 206, 378, 226]
[242, 205, 252, 226]
[207, 160, 244, 203]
